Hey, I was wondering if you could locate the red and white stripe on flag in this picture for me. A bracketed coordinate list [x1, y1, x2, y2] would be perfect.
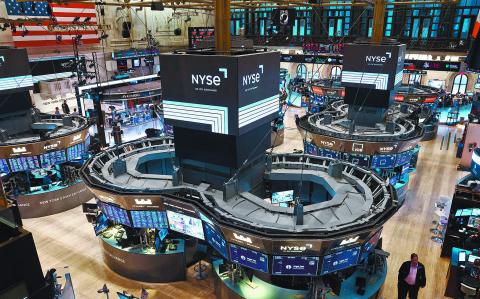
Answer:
[473, 10, 480, 39]
[12, 3, 99, 47]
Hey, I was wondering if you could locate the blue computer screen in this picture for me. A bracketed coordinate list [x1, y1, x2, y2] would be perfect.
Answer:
[8, 156, 40, 172]
[229, 244, 269, 273]
[0, 159, 9, 174]
[94, 213, 109, 236]
[131, 210, 168, 229]
[204, 223, 228, 259]
[343, 153, 370, 168]
[320, 246, 361, 275]
[395, 151, 413, 166]
[166, 210, 205, 240]
[67, 142, 86, 161]
[304, 142, 318, 156]
[363, 229, 383, 255]
[272, 256, 319, 276]
[271, 190, 294, 204]
[371, 155, 396, 168]
[319, 148, 341, 159]
[98, 202, 131, 226]
[40, 150, 67, 168]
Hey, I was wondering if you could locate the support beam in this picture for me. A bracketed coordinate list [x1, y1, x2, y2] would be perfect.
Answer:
[371, 0, 386, 43]
[215, 0, 231, 52]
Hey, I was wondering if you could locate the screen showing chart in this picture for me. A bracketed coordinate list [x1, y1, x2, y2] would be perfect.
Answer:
[0, 159, 9, 174]
[94, 213, 109, 236]
[320, 246, 361, 275]
[98, 202, 131, 226]
[67, 142, 86, 161]
[371, 155, 396, 168]
[272, 256, 319, 276]
[8, 156, 40, 172]
[40, 150, 67, 168]
[271, 190, 294, 204]
[166, 210, 205, 240]
[204, 223, 228, 259]
[229, 244, 269, 273]
[131, 210, 168, 229]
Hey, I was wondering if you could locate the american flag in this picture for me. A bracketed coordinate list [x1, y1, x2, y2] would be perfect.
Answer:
[5, 0, 99, 47]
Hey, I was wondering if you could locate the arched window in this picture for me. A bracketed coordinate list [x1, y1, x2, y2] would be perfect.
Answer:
[408, 73, 422, 85]
[296, 64, 308, 79]
[452, 74, 468, 94]
[331, 66, 342, 81]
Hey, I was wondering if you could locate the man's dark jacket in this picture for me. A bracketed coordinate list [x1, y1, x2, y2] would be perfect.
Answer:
[398, 261, 426, 288]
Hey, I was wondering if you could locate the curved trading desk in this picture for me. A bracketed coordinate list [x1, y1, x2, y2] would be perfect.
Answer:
[213, 258, 387, 299]
[100, 234, 186, 283]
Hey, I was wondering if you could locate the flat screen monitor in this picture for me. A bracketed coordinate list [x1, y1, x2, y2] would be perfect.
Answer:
[97, 202, 131, 226]
[94, 213, 109, 236]
[272, 256, 319, 276]
[363, 228, 383, 256]
[39, 150, 67, 168]
[133, 58, 140, 67]
[271, 190, 294, 204]
[343, 153, 370, 168]
[67, 142, 86, 161]
[158, 228, 169, 242]
[305, 142, 318, 156]
[401, 163, 410, 175]
[204, 223, 228, 259]
[0, 159, 10, 174]
[395, 151, 413, 167]
[389, 175, 399, 186]
[198, 211, 215, 226]
[8, 156, 40, 172]
[320, 148, 341, 159]
[469, 255, 480, 263]
[229, 244, 269, 273]
[371, 155, 396, 169]
[131, 210, 168, 229]
[166, 210, 205, 240]
[320, 246, 361, 275]
[472, 148, 480, 179]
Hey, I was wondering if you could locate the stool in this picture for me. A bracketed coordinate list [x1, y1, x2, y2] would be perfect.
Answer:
[194, 260, 208, 280]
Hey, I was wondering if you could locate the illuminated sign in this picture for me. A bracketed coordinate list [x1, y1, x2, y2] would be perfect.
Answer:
[233, 233, 253, 244]
[279, 244, 313, 253]
[134, 199, 153, 205]
[12, 147, 27, 154]
[340, 236, 360, 246]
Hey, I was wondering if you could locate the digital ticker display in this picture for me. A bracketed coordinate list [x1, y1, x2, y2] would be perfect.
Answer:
[229, 244, 269, 273]
[8, 156, 40, 172]
[166, 210, 205, 240]
[272, 256, 319, 276]
[319, 148, 341, 159]
[67, 142, 86, 161]
[131, 210, 168, 229]
[98, 202, 131, 226]
[371, 155, 396, 168]
[204, 223, 229, 259]
[40, 150, 67, 168]
[0, 159, 9, 174]
[320, 246, 361, 275]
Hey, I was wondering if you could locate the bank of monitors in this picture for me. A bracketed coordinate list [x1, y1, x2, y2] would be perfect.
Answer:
[39, 150, 67, 168]
[371, 155, 396, 169]
[97, 202, 131, 226]
[0, 159, 9, 174]
[271, 190, 294, 204]
[131, 210, 168, 229]
[67, 142, 86, 161]
[8, 156, 40, 172]
[320, 246, 361, 275]
[166, 210, 205, 240]
[343, 153, 370, 168]
[395, 150, 413, 166]
[272, 256, 320, 276]
[204, 223, 229, 259]
[229, 244, 269, 273]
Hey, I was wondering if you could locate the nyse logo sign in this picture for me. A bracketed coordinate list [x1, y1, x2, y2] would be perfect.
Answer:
[12, 147, 27, 154]
[134, 198, 152, 205]
[365, 52, 392, 64]
[233, 233, 253, 244]
[340, 236, 360, 246]
[279, 244, 313, 253]
[44, 141, 61, 151]
[98, 194, 115, 202]
[320, 140, 335, 148]
[192, 67, 228, 87]
[242, 65, 263, 86]
[72, 134, 82, 142]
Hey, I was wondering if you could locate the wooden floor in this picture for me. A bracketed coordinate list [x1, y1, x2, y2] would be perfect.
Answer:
[23, 109, 467, 298]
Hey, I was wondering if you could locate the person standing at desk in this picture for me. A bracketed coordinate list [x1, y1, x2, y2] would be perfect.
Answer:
[398, 253, 426, 299]
[62, 100, 70, 115]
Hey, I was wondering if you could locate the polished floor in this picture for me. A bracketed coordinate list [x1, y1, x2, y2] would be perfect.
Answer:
[23, 107, 467, 298]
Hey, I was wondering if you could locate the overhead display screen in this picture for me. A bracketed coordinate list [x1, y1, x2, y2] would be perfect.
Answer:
[0, 159, 9, 174]
[319, 148, 341, 159]
[343, 153, 370, 168]
[8, 156, 40, 172]
[166, 210, 205, 240]
[40, 150, 67, 168]
[272, 256, 320, 276]
[320, 246, 361, 275]
[363, 229, 383, 255]
[204, 223, 229, 259]
[371, 155, 396, 168]
[395, 151, 413, 166]
[67, 142, 86, 161]
[98, 202, 131, 226]
[131, 210, 168, 229]
[229, 244, 269, 273]
[271, 190, 294, 204]
[305, 142, 318, 156]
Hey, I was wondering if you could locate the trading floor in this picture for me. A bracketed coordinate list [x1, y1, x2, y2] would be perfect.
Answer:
[22, 108, 465, 298]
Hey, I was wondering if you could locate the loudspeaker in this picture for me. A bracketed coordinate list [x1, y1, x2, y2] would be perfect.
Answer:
[121, 22, 132, 38]
[112, 159, 127, 177]
[328, 163, 343, 178]
[151, 2, 164, 11]
[62, 116, 73, 127]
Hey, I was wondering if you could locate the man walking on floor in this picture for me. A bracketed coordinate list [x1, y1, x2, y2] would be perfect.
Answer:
[398, 253, 426, 299]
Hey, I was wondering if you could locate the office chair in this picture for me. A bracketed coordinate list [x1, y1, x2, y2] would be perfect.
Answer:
[460, 282, 478, 298]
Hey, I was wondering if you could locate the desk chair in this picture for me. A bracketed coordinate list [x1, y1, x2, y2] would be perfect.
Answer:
[460, 282, 478, 298]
